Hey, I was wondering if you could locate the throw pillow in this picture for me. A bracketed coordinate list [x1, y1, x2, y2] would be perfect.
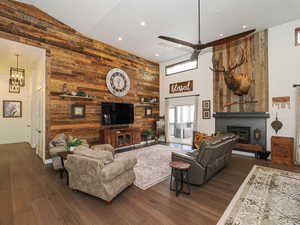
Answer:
[193, 132, 207, 150]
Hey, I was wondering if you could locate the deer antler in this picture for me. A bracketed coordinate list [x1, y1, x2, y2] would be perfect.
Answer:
[209, 57, 226, 73]
[228, 48, 245, 72]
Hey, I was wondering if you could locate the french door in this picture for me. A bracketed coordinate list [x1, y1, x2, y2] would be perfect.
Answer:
[168, 105, 194, 145]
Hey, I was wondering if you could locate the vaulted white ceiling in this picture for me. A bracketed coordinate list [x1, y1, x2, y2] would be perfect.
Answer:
[19, 0, 300, 62]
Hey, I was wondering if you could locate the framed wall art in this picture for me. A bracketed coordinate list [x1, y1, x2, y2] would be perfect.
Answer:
[202, 110, 211, 119]
[145, 107, 153, 117]
[71, 104, 85, 118]
[3, 100, 22, 118]
[202, 100, 211, 110]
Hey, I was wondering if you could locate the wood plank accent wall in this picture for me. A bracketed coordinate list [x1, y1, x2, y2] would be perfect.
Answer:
[0, 0, 159, 157]
[213, 30, 268, 112]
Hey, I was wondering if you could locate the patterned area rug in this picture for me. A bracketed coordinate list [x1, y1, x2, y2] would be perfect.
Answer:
[115, 144, 187, 190]
[217, 165, 300, 225]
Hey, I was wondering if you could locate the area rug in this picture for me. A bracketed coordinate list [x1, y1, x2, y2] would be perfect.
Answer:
[115, 145, 187, 190]
[217, 165, 300, 225]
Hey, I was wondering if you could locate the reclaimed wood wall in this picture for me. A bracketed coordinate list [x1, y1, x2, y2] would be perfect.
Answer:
[0, 0, 159, 157]
[213, 30, 268, 112]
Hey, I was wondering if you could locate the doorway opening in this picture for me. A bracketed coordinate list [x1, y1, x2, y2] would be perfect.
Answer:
[0, 38, 47, 162]
[168, 104, 195, 145]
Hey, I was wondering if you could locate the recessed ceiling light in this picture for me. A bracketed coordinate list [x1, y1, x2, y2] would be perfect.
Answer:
[242, 25, 247, 29]
[177, 44, 182, 48]
[140, 21, 146, 26]
[219, 33, 224, 37]
[155, 53, 159, 57]
[118, 37, 123, 41]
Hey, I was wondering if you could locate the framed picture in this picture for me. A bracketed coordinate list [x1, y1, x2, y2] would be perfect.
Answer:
[3, 100, 22, 118]
[202, 110, 211, 119]
[145, 107, 153, 117]
[295, 27, 300, 46]
[202, 100, 211, 110]
[71, 104, 85, 118]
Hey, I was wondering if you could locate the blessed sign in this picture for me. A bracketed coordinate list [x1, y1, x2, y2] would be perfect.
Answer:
[169, 80, 193, 94]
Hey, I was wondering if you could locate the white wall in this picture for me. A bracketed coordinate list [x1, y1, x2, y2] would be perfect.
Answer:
[160, 51, 215, 135]
[267, 19, 300, 150]
[0, 65, 32, 144]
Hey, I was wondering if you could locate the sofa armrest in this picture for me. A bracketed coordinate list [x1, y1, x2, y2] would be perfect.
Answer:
[171, 152, 194, 161]
[101, 156, 137, 182]
[65, 155, 104, 177]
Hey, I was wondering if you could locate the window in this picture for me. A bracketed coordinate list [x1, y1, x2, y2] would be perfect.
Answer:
[295, 28, 300, 46]
[166, 59, 198, 76]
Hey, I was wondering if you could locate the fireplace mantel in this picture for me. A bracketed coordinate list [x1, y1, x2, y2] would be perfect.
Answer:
[213, 112, 270, 119]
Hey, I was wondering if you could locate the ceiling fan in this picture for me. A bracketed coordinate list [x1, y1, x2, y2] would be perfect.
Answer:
[158, 0, 255, 60]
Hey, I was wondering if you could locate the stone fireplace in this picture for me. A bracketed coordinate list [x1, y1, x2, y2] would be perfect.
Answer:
[213, 112, 270, 151]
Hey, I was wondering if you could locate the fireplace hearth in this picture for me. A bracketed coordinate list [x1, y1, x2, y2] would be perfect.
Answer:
[213, 112, 270, 152]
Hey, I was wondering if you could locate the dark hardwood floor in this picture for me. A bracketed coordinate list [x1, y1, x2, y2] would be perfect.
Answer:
[0, 143, 299, 225]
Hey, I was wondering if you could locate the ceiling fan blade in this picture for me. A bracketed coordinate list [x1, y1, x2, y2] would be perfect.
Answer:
[158, 36, 196, 48]
[198, 29, 256, 49]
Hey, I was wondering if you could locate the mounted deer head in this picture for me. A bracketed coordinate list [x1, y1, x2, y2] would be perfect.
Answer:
[210, 48, 251, 96]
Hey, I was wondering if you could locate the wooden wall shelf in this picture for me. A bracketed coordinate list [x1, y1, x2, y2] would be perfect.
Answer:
[59, 94, 97, 100]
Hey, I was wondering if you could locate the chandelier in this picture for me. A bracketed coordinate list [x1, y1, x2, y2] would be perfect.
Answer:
[10, 54, 25, 87]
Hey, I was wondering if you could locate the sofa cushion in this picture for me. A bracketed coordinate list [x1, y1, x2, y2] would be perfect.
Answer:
[74, 148, 113, 165]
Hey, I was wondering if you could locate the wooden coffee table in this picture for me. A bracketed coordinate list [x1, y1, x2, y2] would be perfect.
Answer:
[57, 151, 73, 185]
[169, 161, 191, 197]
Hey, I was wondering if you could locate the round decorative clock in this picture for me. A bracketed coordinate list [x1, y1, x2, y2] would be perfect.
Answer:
[106, 68, 130, 97]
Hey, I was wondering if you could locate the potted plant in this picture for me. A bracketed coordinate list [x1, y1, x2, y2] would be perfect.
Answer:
[142, 129, 154, 143]
[76, 90, 87, 97]
[66, 136, 83, 151]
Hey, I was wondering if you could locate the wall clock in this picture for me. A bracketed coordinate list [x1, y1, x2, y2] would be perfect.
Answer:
[106, 68, 130, 97]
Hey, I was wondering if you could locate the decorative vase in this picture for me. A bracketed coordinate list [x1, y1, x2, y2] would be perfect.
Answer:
[271, 113, 283, 134]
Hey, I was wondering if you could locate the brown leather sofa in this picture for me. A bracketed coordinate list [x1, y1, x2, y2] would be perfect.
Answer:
[171, 133, 238, 185]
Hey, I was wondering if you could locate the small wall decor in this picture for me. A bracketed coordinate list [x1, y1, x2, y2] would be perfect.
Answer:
[202, 110, 211, 119]
[272, 96, 291, 109]
[3, 100, 22, 118]
[295, 27, 300, 46]
[145, 107, 152, 117]
[71, 104, 85, 118]
[106, 68, 130, 97]
[253, 128, 262, 142]
[169, 80, 193, 94]
[202, 100, 211, 119]
[271, 113, 283, 134]
[202, 100, 211, 110]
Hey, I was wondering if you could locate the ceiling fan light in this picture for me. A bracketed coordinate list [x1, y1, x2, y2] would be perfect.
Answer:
[190, 50, 200, 61]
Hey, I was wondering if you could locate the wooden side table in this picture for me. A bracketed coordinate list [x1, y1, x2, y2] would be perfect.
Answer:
[169, 161, 191, 197]
[57, 151, 74, 185]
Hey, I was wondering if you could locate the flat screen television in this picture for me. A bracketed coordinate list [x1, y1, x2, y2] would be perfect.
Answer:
[101, 102, 134, 125]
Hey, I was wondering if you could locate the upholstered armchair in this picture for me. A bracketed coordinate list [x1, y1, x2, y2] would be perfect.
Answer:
[49, 133, 88, 170]
[91, 144, 115, 156]
[65, 148, 137, 202]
